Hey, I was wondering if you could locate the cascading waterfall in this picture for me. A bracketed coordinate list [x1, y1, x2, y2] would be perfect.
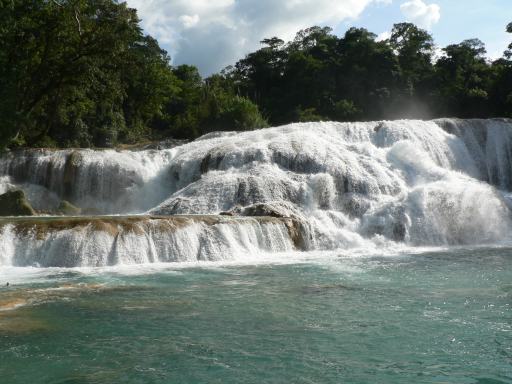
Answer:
[0, 118, 511, 267]
[0, 148, 176, 213]
[0, 216, 299, 267]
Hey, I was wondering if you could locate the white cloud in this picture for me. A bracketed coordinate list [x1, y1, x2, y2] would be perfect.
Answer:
[179, 14, 200, 29]
[400, 0, 440, 29]
[376, 31, 391, 41]
[126, 0, 388, 75]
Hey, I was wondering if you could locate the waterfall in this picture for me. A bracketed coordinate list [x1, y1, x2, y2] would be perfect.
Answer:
[149, 119, 512, 248]
[0, 148, 176, 213]
[0, 216, 299, 267]
[1, 118, 511, 267]
[435, 118, 512, 189]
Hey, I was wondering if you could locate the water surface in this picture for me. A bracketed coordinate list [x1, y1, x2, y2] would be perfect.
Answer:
[0, 248, 511, 384]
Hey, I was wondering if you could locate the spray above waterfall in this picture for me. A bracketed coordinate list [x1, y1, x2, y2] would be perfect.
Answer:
[0, 118, 511, 267]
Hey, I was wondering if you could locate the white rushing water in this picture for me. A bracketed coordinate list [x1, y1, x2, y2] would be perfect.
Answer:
[0, 148, 177, 213]
[0, 217, 296, 267]
[0, 118, 511, 267]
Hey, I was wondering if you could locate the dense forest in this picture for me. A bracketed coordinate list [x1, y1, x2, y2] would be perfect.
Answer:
[1, 0, 512, 149]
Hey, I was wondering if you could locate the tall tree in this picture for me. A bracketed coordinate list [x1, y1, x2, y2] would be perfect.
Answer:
[390, 23, 435, 92]
[488, 22, 512, 117]
[435, 39, 492, 117]
[233, 37, 288, 122]
[335, 28, 399, 119]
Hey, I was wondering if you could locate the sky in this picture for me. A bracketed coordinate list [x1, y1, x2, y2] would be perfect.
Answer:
[125, 0, 512, 76]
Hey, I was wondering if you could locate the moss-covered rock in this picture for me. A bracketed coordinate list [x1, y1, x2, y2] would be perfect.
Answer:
[0, 190, 36, 216]
[58, 200, 82, 215]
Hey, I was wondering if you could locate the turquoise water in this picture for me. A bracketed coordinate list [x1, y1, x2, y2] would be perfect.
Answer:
[0, 248, 511, 384]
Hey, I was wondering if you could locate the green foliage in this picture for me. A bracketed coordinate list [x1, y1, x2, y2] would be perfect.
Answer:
[295, 107, 323, 122]
[489, 25, 512, 116]
[332, 100, 360, 121]
[204, 95, 268, 132]
[0, 0, 178, 148]
[230, 23, 512, 123]
[390, 23, 435, 100]
[198, 73, 267, 134]
[0, 4, 511, 149]
[0, 190, 35, 216]
[162, 65, 203, 139]
[435, 39, 492, 116]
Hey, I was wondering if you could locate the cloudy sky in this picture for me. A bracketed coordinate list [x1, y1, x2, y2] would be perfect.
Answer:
[125, 0, 511, 75]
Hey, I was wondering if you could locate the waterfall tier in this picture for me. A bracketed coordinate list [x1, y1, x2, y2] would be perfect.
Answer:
[0, 216, 301, 267]
[0, 148, 176, 213]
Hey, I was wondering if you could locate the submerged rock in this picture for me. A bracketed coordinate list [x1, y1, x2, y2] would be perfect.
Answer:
[0, 190, 35, 216]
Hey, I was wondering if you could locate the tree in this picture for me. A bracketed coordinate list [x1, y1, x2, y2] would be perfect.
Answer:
[233, 37, 288, 122]
[198, 73, 267, 134]
[335, 28, 400, 119]
[161, 65, 203, 139]
[506, 22, 512, 58]
[120, 35, 178, 143]
[435, 39, 492, 117]
[390, 23, 435, 97]
[282, 27, 338, 121]
[0, 0, 179, 148]
[488, 23, 512, 117]
[1, 6, 510, 148]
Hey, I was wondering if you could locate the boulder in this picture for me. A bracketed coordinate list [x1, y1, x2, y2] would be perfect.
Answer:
[0, 190, 36, 216]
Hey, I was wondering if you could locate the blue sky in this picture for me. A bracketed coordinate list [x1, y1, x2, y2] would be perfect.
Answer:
[126, 0, 511, 75]
[343, 0, 510, 59]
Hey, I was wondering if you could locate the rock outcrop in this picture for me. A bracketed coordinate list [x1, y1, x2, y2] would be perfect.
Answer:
[58, 200, 82, 215]
[0, 190, 36, 216]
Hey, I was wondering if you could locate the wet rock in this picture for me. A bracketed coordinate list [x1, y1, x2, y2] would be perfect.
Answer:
[0, 190, 35, 216]
[392, 222, 407, 242]
[374, 121, 385, 132]
[200, 153, 212, 174]
[141, 138, 188, 150]
[63, 151, 82, 199]
[234, 202, 311, 250]
[284, 219, 308, 250]
[241, 203, 290, 218]
[58, 200, 82, 216]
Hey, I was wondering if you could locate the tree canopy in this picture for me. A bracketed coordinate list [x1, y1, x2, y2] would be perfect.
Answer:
[0, 1, 511, 149]
[0, 0, 266, 148]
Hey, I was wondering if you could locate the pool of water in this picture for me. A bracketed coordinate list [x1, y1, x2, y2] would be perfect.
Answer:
[0, 248, 511, 384]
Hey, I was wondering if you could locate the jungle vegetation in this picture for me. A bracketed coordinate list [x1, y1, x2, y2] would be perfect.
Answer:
[1, 0, 511, 148]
